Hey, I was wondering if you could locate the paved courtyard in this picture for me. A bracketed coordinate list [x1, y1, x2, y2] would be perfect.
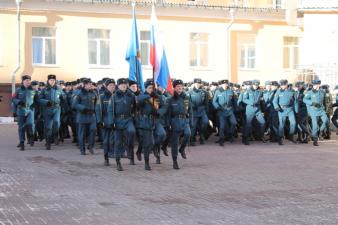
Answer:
[1, 124, 338, 225]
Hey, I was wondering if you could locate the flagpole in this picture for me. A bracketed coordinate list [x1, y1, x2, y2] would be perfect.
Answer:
[132, 2, 139, 89]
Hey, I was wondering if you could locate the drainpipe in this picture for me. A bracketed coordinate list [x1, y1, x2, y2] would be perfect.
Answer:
[12, 0, 23, 95]
[226, 8, 235, 81]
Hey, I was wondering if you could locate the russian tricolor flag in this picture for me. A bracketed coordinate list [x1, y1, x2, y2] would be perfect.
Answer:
[150, 5, 173, 95]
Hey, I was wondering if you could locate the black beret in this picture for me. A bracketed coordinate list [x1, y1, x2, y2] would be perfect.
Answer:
[173, 79, 184, 87]
[47, 74, 56, 80]
[128, 79, 138, 86]
[145, 80, 155, 88]
[279, 79, 288, 85]
[218, 79, 229, 85]
[312, 80, 321, 85]
[31, 80, 38, 86]
[117, 78, 129, 85]
[22, 75, 31, 81]
[105, 79, 116, 86]
[193, 78, 202, 84]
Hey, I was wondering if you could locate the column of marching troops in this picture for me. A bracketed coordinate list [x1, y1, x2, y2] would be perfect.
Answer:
[11, 74, 338, 171]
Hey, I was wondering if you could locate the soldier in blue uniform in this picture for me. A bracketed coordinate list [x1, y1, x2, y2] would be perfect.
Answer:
[263, 81, 279, 142]
[135, 80, 161, 170]
[72, 78, 101, 155]
[294, 81, 310, 143]
[332, 85, 338, 134]
[110, 78, 136, 171]
[12, 75, 38, 150]
[31, 80, 40, 142]
[188, 78, 209, 146]
[303, 80, 329, 146]
[212, 79, 237, 146]
[167, 79, 192, 170]
[99, 79, 115, 166]
[242, 80, 265, 145]
[39, 74, 66, 150]
[273, 79, 297, 145]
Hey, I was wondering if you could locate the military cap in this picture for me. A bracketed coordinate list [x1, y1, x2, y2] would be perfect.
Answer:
[173, 79, 184, 87]
[105, 78, 115, 86]
[65, 82, 72, 86]
[39, 82, 45, 87]
[243, 80, 252, 86]
[211, 82, 219, 86]
[193, 78, 202, 84]
[58, 80, 65, 85]
[321, 84, 329, 90]
[279, 79, 288, 85]
[271, 81, 279, 86]
[22, 75, 31, 81]
[334, 85, 338, 90]
[82, 78, 91, 84]
[312, 79, 321, 85]
[218, 79, 229, 85]
[295, 81, 305, 87]
[47, 74, 56, 80]
[117, 78, 129, 85]
[229, 82, 234, 87]
[31, 80, 39, 86]
[234, 84, 241, 89]
[145, 80, 155, 88]
[71, 81, 78, 86]
[202, 81, 209, 86]
[128, 79, 138, 86]
[252, 80, 260, 86]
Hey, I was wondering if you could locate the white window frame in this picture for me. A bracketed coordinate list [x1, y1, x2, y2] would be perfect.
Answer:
[88, 29, 112, 68]
[283, 37, 299, 70]
[189, 32, 209, 68]
[140, 30, 151, 67]
[239, 44, 256, 70]
[32, 27, 57, 67]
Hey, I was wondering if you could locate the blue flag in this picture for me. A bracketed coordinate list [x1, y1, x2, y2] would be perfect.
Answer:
[125, 5, 144, 92]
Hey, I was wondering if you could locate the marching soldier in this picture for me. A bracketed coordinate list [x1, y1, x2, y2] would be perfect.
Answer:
[263, 81, 279, 142]
[273, 79, 297, 145]
[188, 78, 209, 146]
[72, 78, 101, 155]
[212, 79, 237, 146]
[303, 80, 329, 146]
[110, 78, 136, 171]
[321, 85, 333, 139]
[99, 79, 115, 166]
[167, 79, 192, 170]
[12, 75, 38, 150]
[39, 74, 65, 150]
[294, 81, 310, 143]
[242, 80, 265, 145]
[332, 85, 338, 134]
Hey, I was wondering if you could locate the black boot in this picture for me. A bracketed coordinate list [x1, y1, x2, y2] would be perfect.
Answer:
[190, 141, 196, 146]
[129, 158, 135, 165]
[161, 146, 168, 156]
[116, 158, 123, 171]
[54, 134, 59, 146]
[179, 145, 187, 159]
[88, 147, 94, 155]
[288, 135, 296, 143]
[278, 137, 284, 146]
[219, 138, 224, 146]
[313, 138, 319, 146]
[156, 156, 161, 164]
[104, 154, 109, 166]
[145, 159, 151, 171]
[173, 160, 180, 170]
[29, 135, 34, 147]
[46, 139, 51, 150]
[243, 137, 249, 146]
[19, 142, 25, 151]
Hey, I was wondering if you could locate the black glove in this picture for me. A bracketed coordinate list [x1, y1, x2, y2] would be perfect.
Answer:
[150, 92, 157, 98]
[97, 122, 103, 129]
[46, 101, 53, 107]
[82, 108, 89, 113]
[18, 101, 26, 107]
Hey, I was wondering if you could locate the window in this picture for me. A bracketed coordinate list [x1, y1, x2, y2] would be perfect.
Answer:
[32, 27, 56, 65]
[283, 37, 299, 70]
[190, 33, 209, 67]
[240, 44, 256, 69]
[88, 29, 111, 66]
[140, 31, 150, 66]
